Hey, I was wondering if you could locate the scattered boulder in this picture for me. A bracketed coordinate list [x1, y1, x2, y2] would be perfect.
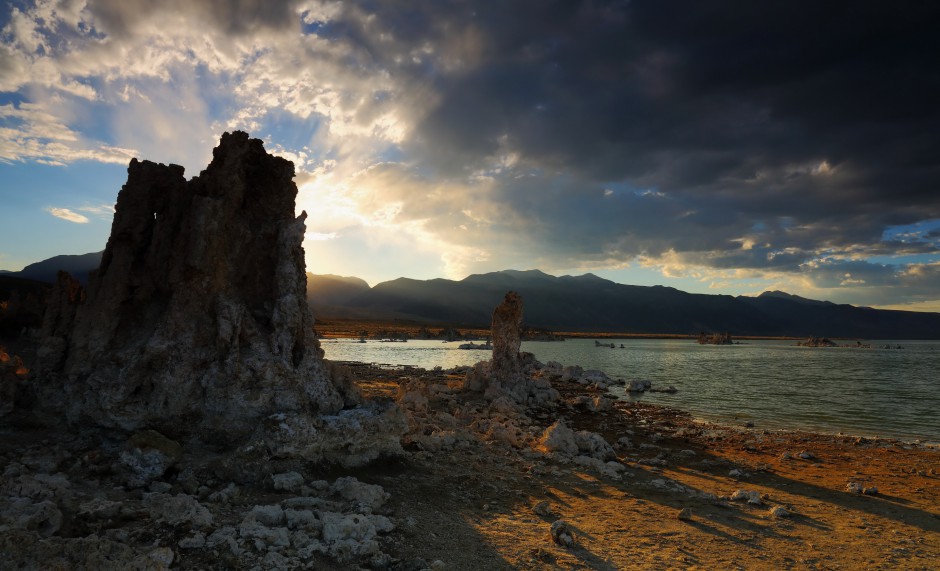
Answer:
[560, 365, 583, 382]
[271, 471, 305, 493]
[533, 500, 555, 518]
[730, 489, 763, 505]
[119, 430, 183, 488]
[537, 420, 578, 456]
[320, 512, 388, 562]
[253, 403, 408, 469]
[0, 498, 63, 536]
[677, 507, 694, 521]
[626, 379, 652, 393]
[549, 520, 574, 547]
[769, 506, 790, 518]
[178, 531, 206, 549]
[846, 481, 878, 495]
[574, 430, 616, 461]
[144, 493, 213, 529]
[330, 476, 388, 513]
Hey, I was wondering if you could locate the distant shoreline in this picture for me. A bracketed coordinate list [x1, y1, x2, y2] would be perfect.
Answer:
[313, 317, 805, 341]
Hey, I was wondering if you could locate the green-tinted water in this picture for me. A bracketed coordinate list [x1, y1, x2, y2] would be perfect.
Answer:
[321, 338, 940, 442]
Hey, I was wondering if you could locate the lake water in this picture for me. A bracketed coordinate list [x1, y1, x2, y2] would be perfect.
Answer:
[321, 337, 940, 443]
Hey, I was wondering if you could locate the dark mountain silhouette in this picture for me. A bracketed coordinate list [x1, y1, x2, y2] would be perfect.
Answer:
[309, 269, 940, 339]
[306, 273, 371, 306]
[0, 251, 103, 284]
[5, 253, 939, 338]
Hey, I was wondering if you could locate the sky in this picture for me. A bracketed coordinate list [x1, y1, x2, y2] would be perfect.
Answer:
[1, 1, 940, 311]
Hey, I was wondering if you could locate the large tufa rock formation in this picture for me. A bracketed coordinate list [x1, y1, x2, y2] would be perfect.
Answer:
[35, 132, 375, 447]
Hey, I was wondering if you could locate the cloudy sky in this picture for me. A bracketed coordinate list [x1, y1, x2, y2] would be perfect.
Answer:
[2, 1, 940, 310]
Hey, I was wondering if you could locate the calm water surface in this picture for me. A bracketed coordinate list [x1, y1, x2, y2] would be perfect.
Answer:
[321, 338, 940, 442]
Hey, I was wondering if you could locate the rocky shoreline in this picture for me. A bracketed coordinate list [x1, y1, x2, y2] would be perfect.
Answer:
[2, 355, 939, 569]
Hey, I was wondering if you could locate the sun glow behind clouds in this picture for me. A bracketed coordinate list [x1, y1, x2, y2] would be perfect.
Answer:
[2, 1, 940, 309]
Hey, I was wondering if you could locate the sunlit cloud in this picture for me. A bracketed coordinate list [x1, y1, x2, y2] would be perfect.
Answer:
[76, 203, 115, 218]
[305, 231, 337, 241]
[2, 1, 940, 310]
[0, 102, 138, 165]
[47, 207, 89, 223]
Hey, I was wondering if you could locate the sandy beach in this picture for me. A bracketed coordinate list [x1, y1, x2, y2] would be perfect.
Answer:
[348, 363, 940, 570]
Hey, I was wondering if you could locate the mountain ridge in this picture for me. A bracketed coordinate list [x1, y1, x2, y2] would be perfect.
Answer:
[0, 251, 103, 284]
[309, 269, 940, 338]
[5, 254, 940, 338]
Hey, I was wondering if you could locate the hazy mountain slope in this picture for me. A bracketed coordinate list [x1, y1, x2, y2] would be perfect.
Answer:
[310, 269, 940, 338]
[306, 274, 371, 306]
[1, 251, 103, 284]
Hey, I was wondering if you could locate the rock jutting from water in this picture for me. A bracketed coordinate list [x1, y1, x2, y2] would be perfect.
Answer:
[32, 132, 402, 462]
[697, 331, 733, 345]
[461, 291, 559, 406]
[796, 336, 838, 347]
[491, 291, 525, 382]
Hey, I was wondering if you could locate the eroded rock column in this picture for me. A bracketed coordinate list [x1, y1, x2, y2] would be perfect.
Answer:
[490, 291, 524, 383]
[35, 132, 364, 444]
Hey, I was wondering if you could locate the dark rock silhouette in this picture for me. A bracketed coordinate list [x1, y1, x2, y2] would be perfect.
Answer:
[0, 346, 29, 418]
[490, 291, 524, 383]
[697, 331, 733, 345]
[34, 132, 383, 448]
[797, 336, 838, 347]
[0, 276, 48, 338]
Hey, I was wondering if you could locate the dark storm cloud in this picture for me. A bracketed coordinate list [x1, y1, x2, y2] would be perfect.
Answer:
[320, 0, 940, 272]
